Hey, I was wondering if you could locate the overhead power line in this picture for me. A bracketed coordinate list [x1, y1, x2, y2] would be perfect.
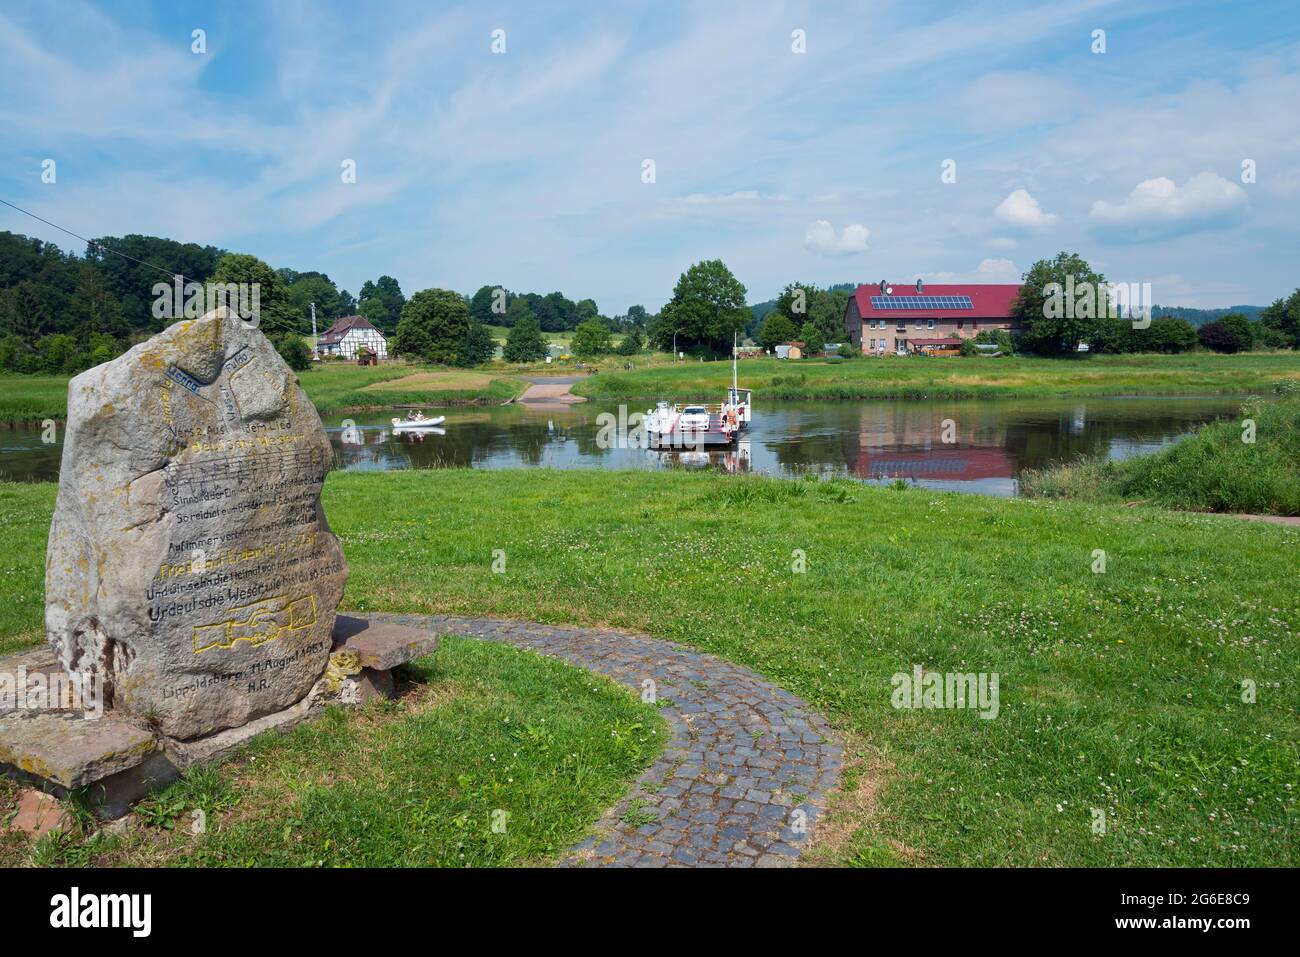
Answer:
[0, 196, 295, 335]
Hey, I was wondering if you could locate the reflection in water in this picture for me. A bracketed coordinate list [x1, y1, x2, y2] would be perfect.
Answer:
[2, 397, 1245, 498]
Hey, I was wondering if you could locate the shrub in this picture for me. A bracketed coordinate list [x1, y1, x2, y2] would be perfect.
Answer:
[271, 333, 312, 370]
[571, 318, 612, 358]
[800, 322, 824, 357]
[1143, 316, 1198, 353]
[503, 314, 548, 363]
[1220, 313, 1256, 351]
[974, 328, 1016, 354]
[616, 329, 643, 355]
[1198, 320, 1242, 353]
[456, 321, 496, 367]
[758, 313, 798, 350]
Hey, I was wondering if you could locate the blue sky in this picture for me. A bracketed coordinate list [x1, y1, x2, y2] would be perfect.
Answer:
[2, 0, 1298, 312]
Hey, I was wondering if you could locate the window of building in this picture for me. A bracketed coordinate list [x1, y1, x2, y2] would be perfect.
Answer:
[927, 319, 935, 330]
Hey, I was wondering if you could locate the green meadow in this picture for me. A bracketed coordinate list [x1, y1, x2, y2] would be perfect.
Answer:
[1, 470, 1295, 866]
[575, 352, 1300, 402]
[0, 362, 523, 421]
[10, 351, 1300, 422]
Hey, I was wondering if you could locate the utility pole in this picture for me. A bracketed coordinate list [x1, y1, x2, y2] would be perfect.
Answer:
[310, 302, 318, 358]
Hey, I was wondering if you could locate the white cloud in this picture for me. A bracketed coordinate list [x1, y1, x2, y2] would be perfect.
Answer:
[1088, 172, 1248, 241]
[976, 258, 1018, 276]
[920, 259, 1019, 283]
[994, 189, 1059, 231]
[2, 0, 1292, 312]
[804, 220, 869, 256]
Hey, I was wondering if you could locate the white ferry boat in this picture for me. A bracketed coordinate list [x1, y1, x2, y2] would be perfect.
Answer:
[643, 341, 751, 449]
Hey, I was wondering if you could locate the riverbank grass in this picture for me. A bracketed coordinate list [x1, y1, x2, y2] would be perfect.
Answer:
[0, 363, 525, 420]
[0, 375, 74, 421]
[8, 352, 1300, 421]
[1, 471, 1295, 866]
[1022, 396, 1300, 515]
[575, 352, 1300, 402]
[311, 366, 522, 413]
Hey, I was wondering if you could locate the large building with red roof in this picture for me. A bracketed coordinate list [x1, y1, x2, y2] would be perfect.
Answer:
[843, 281, 1023, 355]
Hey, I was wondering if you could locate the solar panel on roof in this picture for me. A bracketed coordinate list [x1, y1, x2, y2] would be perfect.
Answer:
[870, 296, 973, 310]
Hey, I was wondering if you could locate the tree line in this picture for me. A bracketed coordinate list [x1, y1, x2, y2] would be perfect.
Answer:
[4, 228, 1296, 377]
[468, 285, 648, 333]
[1008, 252, 1299, 355]
[0, 228, 663, 372]
[0, 230, 416, 374]
[748, 251, 1299, 358]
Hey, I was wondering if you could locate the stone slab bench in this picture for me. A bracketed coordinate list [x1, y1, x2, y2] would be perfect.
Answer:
[0, 616, 439, 821]
[332, 614, 440, 668]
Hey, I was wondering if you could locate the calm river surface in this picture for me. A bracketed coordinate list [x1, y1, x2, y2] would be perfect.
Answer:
[1, 396, 1243, 497]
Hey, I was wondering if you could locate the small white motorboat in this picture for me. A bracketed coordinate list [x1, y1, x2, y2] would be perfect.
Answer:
[391, 411, 445, 432]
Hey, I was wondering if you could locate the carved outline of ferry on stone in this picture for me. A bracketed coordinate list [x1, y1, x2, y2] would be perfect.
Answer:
[193, 594, 317, 653]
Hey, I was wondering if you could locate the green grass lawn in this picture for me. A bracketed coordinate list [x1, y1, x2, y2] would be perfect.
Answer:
[487, 328, 574, 346]
[0, 637, 664, 867]
[1, 470, 1296, 866]
[296, 361, 425, 410]
[0, 362, 524, 420]
[1023, 394, 1300, 515]
[574, 352, 1300, 402]
[302, 364, 522, 412]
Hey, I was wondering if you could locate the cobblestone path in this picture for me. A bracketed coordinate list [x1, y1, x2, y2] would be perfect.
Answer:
[371, 614, 843, 868]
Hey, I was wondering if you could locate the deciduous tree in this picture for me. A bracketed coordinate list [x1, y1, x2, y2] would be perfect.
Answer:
[457, 320, 496, 366]
[758, 312, 798, 350]
[800, 322, 824, 356]
[571, 317, 611, 358]
[1260, 289, 1300, 348]
[1013, 252, 1108, 355]
[652, 259, 749, 355]
[503, 313, 547, 362]
[395, 288, 471, 365]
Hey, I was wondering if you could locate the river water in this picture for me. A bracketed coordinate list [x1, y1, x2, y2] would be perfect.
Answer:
[3, 396, 1239, 497]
